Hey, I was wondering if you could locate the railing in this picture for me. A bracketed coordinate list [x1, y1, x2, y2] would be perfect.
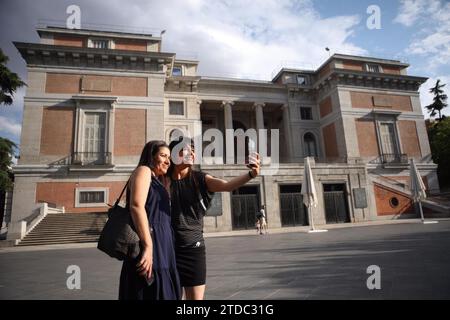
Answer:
[71, 152, 112, 166]
[381, 153, 408, 164]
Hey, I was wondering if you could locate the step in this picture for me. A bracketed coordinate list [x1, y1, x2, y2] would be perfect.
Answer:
[24, 232, 102, 238]
[18, 239, 99, 246]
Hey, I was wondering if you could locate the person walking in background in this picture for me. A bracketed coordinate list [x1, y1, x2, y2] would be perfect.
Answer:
[259, 205, 268, 234]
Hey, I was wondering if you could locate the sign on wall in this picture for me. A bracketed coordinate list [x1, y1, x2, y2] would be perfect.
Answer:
[353, 188, 368, 209]
[205, 192, 223, 216]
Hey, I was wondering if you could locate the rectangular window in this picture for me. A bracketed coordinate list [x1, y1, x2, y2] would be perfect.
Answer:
[297, 75, 307, 85]
[172, 67, 182, 76]
[300, 107, 313, 120]
[169, 101, 184, 116]
[83, 112, 106, 164]
[79, 191, 105, 204]
[366, 64, 381, 73]
[75, 188, 109, 207]
[379, 122, 398, 155]
[92, 40, 109, 49]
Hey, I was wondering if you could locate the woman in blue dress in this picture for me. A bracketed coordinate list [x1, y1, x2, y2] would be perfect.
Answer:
[119, 140, 181, 300]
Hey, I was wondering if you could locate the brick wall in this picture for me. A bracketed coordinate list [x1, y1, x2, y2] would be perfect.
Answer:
[115, 39, 147, 51]
[36, 181, 128, 213]
[319, 96, 333, 118]
[343, 61, 364, 71]
[322, 122, 339, 158]
[45, 73, 148, 96]
[350, 91, 412, 111]
[398, 120, 422, 157]
[41, 106, 74, 155]
[114, 109, 146, 156]
[54, 35, 85, 47]
[355, 119, 379, 157]
[374, 183, 413, 216]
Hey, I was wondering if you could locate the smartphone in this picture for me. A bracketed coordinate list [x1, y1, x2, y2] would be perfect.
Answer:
[246, 139, 257, 168]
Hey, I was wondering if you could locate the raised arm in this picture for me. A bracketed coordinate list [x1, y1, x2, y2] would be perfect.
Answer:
[204, 154, 260, 193]
[129, 166, 153, 279]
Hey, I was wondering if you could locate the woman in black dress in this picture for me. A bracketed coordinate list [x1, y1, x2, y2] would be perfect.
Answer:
[119, 140, 181, 300]
[168, 137, 260, 300]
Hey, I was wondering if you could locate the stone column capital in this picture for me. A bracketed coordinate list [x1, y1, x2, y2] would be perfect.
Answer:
[281, 103, 289, 110]
[221, 100, 235, 107]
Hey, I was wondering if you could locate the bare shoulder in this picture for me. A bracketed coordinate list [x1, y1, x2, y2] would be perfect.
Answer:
[132, 166, 152, 182]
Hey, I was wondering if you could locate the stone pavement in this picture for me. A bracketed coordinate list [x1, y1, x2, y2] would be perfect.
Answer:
[1, 219, 450, 299]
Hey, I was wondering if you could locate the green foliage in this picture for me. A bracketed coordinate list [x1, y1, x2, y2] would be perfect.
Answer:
[428, 117, 450, 188]
[0, 137, 16, 191]
[425, 79, 448, 119]
[0, 48, 26, 106]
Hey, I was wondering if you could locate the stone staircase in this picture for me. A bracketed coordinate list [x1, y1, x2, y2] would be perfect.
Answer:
[17, 213, 107, 246]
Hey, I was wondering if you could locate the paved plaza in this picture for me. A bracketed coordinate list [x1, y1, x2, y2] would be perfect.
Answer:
[1, 220, 450, 300]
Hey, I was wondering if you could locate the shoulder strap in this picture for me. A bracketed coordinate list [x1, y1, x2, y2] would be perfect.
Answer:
[113, 179, 130, 207]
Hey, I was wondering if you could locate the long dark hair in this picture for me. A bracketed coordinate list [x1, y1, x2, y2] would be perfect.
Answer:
[126, 140, 169, 205]
[138, 140, 169, 169]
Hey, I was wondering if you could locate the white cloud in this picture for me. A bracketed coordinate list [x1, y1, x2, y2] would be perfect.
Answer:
[100, 0, 365, 79]
[393, 0, 437, 26]
[395, 0, 450, 70]
[0, 116, 22, 138]
[419, 76, 450, 119]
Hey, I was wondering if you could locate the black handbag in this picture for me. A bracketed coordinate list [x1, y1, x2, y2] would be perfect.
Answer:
[97, 180, 141, 261]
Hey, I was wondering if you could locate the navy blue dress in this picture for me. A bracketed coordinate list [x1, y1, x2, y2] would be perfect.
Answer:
[119, 176, 181, 300]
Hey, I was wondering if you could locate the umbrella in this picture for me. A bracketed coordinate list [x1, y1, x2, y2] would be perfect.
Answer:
[301, 157, 327, 233]
[409, 158, 438, 224]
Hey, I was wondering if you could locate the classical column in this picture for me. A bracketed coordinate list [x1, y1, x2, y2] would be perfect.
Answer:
[222, 101, 234, 164]
[254, 102, 265, 131]
[282, 104, 293, 160]
[222, 100, 234, 131]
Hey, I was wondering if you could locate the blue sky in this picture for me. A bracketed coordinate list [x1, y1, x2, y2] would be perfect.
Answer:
[1, 0, 449, 148]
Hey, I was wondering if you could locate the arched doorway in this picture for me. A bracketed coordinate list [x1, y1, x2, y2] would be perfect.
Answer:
[304, 132, 318, 157]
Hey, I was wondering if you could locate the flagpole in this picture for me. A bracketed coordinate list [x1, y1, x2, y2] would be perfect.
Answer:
[307, 206, 315, 231]
[418, 199, 425, 223]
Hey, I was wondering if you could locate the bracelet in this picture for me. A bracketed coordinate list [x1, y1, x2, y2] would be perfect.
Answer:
[248, 171, 255, 179]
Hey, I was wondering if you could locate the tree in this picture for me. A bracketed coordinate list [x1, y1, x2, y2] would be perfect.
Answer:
[425, 79, 448, 120]
[428, 117, 450, 189]
[0, 137, 16, 191]
[0, 49, 26, 106]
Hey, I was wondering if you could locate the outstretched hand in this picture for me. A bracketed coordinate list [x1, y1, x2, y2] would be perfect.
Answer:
[249, 152, 260, 178]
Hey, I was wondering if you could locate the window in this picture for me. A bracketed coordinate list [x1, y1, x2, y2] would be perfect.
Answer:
[75, 188, 108, 207]
[300, 107, 313, 120]
[172, 66, 182, 76]
[169, 101, 184, 116]
[379, 122, 399, 155]
[83, 112, 106, 164]
[389, 197, 399, 208]
[366, 64, 381, 73]
[92, 39, 109, 49]
[304, 132, 318, 157]
[297, 75, 307, 85]
[79, 191, 104, 204]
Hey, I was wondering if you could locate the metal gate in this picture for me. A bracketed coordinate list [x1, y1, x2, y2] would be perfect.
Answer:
[280, 193, 308, 226]
[324, 191, 350, 224]
[231, 194, 258, 230]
